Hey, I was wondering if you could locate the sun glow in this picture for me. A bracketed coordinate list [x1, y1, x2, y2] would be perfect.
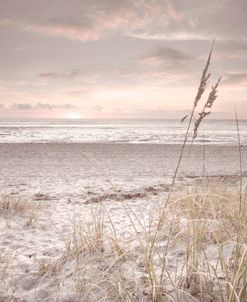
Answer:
[65, 112, 82, 119]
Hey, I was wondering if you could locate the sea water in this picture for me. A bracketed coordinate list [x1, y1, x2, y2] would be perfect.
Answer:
[0, 119, 246, 144]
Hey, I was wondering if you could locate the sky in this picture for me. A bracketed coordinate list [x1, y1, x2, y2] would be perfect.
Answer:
[0, 0, 247, 119]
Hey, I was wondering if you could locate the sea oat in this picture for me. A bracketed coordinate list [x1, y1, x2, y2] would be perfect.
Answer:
[193, 76, 221, 139]
[193, 40, 214, 108]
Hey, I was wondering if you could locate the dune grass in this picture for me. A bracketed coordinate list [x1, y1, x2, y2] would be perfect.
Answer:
[46, 182, 245, 301]
[0, 195, 45, 226]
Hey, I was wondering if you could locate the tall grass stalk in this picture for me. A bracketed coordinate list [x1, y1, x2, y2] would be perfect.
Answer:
[234, 106, 243, 215]
[165, 40, 215, 207]
[149, 41, 221, 289]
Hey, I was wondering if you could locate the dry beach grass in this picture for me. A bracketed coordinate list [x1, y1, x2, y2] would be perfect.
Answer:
[1, 183, 246, 301]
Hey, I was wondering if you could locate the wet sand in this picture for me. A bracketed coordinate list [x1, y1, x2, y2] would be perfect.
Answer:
[0, 143, 246, 203]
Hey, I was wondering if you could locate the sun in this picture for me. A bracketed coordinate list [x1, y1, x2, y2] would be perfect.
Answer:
[65, 112, 82, 119]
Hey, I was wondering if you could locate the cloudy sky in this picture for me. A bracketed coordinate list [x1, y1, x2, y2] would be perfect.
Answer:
[0, 0, 246, 119]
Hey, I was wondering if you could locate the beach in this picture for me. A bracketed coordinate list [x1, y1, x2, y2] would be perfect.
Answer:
[0, 142, 247, 301]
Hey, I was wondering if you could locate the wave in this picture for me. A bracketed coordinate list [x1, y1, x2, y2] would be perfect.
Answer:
[0, 119, 247, 144]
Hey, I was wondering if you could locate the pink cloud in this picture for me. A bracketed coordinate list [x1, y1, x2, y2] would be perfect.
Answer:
[222, 72, 247, 88]
[1, 1, 186, 42]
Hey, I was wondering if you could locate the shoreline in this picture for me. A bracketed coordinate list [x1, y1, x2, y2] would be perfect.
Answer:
[0, 142, 246, 146]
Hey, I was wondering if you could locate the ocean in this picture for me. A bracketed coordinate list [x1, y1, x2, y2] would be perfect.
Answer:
[0, 119, 246, 144]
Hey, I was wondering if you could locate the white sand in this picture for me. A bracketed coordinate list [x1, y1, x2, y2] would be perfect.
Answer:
[0, 143, 246, 301]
